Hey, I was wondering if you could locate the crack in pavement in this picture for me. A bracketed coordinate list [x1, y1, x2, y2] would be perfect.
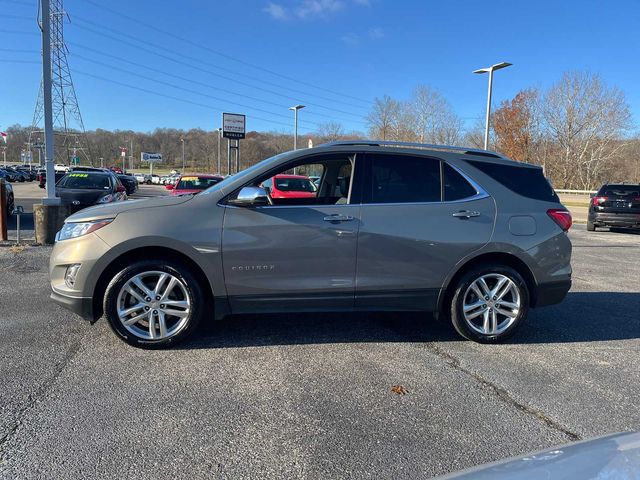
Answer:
[423, 342, 581, 442]
[0, 338, 84, 466]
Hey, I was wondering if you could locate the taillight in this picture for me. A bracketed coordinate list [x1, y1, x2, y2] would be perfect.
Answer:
[547, 209, 572, 231]
[592, 196, 607, 206]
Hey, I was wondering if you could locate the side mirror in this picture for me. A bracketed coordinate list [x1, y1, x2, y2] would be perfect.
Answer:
[228, 186, 269, 207]
[165, 184, 174, 190]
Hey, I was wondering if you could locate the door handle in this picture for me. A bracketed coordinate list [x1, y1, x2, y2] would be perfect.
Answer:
[452, 210, 481, 219]
[323, 214, 355, 222]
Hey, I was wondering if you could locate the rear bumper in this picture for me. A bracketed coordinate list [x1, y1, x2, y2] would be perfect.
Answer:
[590, 212, 640, 228]
[50, 290, 94, 321]
[534, 279, 571, 307]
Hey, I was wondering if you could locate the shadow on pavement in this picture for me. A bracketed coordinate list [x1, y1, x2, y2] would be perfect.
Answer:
[177, 291, 640, 350]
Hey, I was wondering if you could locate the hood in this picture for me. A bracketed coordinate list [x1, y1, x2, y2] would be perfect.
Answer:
[65, 193, 193, 222]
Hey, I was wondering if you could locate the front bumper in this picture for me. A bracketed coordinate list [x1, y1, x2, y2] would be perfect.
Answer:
[50, 289, 94, 321]
[590, 212, 640, 228]
[534, 279, 571, 307]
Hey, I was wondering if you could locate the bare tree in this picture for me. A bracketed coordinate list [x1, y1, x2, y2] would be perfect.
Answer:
[316, 121, 345, 142]
[366, 95, 401, 140]
[409, 85, 463, 145]
[542, 71, 632, 189]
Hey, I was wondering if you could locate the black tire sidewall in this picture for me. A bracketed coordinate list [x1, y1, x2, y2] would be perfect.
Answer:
[450, 265, 529, 343]
[103, 259, 203, 349]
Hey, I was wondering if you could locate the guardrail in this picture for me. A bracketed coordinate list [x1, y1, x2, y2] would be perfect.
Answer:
[555, 189, 597, 195]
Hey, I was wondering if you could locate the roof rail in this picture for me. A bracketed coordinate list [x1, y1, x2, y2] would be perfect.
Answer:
[317, 140, 505, 158]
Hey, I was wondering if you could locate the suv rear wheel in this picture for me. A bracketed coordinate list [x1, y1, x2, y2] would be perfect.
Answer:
[103, 259, 203, 348]
[449, 265, 529, 343]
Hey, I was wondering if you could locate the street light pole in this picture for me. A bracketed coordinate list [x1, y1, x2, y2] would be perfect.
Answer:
[181, 137, 185, 172]
[217, 128, 222, 174]
[41, 0, 59, 204]
[473, 62, 512, 150]
[289, 105, 305, 150]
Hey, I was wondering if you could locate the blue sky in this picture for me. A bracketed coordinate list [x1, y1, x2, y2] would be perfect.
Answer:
[1, 0, 639, 135]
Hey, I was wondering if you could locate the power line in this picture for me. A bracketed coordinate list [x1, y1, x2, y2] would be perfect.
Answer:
[83, 0, 372, 107]
[68, 42, 367, 127]
[71, 53, 321, 129]
[71, 15, 370, 116]
[72, 69, 315, 132]
[0, 59, 39, 64]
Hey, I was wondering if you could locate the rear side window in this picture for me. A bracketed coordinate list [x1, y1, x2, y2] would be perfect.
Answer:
[468, 161, 558, 202]
[443, 163, 478, 201]
[366, 154, 440, 204]
[599, 185, 640, 198]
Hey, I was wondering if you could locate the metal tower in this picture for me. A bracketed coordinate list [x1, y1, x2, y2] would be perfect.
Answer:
[30, 0, 90, 165]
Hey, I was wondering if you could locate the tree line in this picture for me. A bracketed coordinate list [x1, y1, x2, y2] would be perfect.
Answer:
[3, 70, 637, 188]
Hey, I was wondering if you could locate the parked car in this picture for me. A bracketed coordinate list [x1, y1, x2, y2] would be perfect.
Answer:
[54, 171, 127, 213]
[0, 171, 15, 215]
[109, 166, 123, 174]
[15, 166, 37, 181]
[4, 167, 29, 182]
[261, 174, 318, 199]
[38, 170, 67, 189]
[117, 173, 138, 195]
[54, 163, 69, 172]
[49, 141, 572, 348]
[133, 173, 149, 184]
[165, 174, 223, 195]
[150, 174, 161, 185]
[0, 168, 19, 182]
[588, 183, 640, 231]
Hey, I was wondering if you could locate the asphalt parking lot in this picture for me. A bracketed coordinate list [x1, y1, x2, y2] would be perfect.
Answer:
[0, 223, 638, 479]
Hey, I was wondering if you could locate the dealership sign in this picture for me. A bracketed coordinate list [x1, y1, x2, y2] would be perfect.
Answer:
[222, 113, 246, 139]
[140, 152, 163, 162]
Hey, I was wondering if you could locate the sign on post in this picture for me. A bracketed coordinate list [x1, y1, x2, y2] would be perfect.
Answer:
[140, 152, 163, 162]
[222, 113, 246, 139]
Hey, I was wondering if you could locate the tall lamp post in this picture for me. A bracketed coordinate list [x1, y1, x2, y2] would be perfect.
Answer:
[217, 127, 222, 174]
[473, 62, 512, 150]
[289, 105, 305, 150]
[180, 137, 185, 172]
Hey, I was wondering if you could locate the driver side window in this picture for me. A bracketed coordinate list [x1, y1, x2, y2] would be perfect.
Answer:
[252, 155, 355, 207]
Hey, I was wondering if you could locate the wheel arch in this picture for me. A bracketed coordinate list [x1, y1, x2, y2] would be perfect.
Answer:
[437, 251, 539, 315]
[91, 245, 214, 321]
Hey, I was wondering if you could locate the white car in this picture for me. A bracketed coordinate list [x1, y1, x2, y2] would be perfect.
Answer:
[150, 174, 161, 184]
[54, 163, 69, 173]
[133, 173, 148, 184]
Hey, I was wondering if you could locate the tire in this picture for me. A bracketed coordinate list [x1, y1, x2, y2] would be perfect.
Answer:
[103, 259, 204, 349]
[449, 264, 529, 343]
[587, 220, 596, 231]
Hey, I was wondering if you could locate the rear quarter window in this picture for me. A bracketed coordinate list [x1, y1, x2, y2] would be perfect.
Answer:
[468, 160, 559, 202]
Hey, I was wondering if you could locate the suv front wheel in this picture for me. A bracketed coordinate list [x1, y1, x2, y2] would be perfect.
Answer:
[103, 259, 203, 348]
[449, 265, 529, 343]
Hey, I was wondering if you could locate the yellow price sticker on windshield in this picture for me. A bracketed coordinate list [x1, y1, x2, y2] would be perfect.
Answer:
[181, 176, 198, 181]
[69, 173, 89, 177]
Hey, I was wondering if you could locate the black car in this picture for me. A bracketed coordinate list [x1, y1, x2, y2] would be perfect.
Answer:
[16, 166, 37, 181]
[38, 170, 67, 188]
[588, 183, 640, 231]
[117, 173, 138, 195]
[4, 167, 28, 182]
[55, 171, 128, 213]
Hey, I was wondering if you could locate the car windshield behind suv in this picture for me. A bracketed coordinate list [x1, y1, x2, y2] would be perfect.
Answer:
[57, 172, 111, 189]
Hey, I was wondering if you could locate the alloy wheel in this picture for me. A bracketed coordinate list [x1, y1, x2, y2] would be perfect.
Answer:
[462, 273, 521, 336]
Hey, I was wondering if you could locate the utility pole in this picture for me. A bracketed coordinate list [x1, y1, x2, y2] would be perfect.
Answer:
[41, 0, 58, 205]
[129, 138, 133, 171]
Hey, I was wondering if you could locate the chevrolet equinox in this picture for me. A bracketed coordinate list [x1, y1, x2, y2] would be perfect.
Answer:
[50, 141, 572, 348]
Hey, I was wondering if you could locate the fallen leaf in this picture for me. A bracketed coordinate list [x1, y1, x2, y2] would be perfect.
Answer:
[391, 385, 408, 395]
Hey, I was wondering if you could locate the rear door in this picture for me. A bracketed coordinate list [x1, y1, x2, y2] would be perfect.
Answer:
[355, 153, 495, 310]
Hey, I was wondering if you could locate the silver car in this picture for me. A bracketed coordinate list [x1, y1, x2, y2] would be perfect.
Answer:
[49, 141, 572, 348]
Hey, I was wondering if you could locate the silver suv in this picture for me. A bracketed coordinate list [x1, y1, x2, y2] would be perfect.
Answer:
[49, 141, 572, 348]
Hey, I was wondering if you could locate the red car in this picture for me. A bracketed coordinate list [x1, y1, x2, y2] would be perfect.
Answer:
[166, 174, 223, 196]
[262, 174, 317, 199]
[109, 166, 123, 174]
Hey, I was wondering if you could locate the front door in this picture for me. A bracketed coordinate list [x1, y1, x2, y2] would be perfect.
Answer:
[222, 153, 361, 313]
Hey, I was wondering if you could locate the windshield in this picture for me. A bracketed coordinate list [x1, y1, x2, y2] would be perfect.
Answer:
[275, 177, 317, 192]
[57, 173, 110, 189]
[199, 151, 295, 195]
[177, 176, 221, 190]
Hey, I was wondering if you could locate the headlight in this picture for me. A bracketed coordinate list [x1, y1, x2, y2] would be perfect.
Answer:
[97, 194, 114, 203]
[56, 219, 113, 241]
